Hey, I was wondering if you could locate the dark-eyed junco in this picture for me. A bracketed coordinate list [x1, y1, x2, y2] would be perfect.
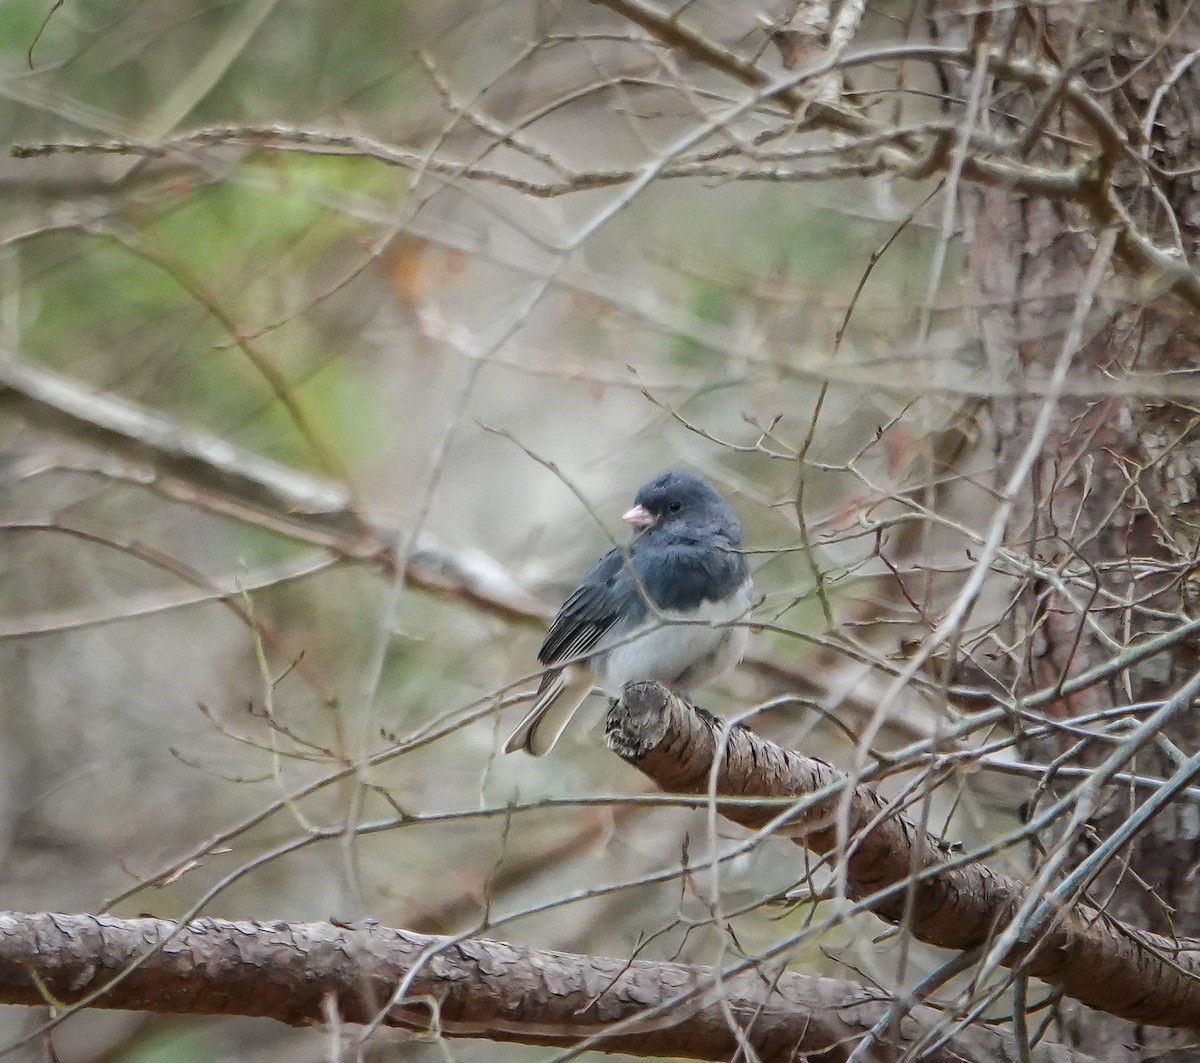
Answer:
[504, 471, 753, 756]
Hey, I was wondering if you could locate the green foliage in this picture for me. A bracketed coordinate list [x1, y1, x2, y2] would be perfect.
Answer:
[20, 151, 397, 458]
[112, 1024, 223, 1063]
[669, 284, 733, 364]
[0, 0, 49, 57]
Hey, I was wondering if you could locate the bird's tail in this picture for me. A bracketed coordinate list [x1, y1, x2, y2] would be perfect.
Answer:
[503, 668, 594, 756]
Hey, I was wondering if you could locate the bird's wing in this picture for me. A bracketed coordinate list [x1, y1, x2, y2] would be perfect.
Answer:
[538, 526, 750, 666]
[537, 548, 637, 665]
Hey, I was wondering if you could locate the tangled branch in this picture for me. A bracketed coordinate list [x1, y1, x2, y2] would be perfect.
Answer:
[607, 682, 1200, 1031]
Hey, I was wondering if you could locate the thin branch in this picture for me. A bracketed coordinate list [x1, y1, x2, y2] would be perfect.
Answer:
[585, 2, 1200, 312]
[0, 352, 548, 627]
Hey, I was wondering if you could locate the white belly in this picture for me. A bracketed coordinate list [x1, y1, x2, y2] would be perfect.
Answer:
[592, 579, 753, 695]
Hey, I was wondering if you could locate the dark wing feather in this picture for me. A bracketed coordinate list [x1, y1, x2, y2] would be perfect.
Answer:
[539, 519, 749, 666]
[538, 548, 639, 665]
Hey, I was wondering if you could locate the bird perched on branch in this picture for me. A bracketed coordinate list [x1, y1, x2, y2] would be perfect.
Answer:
[504, 471, 753, 756]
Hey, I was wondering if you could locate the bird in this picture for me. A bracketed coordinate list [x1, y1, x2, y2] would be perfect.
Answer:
[504, 471, 753, 756]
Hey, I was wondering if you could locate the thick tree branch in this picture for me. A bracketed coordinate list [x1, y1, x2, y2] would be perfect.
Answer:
[606, 682, 1200, 1031]
[0, 911, 1092, 1062]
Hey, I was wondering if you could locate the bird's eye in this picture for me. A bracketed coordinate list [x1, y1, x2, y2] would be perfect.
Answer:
[668, 501, 682, 512]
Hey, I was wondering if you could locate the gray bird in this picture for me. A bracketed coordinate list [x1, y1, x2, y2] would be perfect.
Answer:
[504, 471, 753, 756]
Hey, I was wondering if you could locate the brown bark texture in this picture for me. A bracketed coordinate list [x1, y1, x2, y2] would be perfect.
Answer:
[946, 1, 1200, 1056]
[606, 681, 1200, 1031]
[0, 911, 1090, 1063]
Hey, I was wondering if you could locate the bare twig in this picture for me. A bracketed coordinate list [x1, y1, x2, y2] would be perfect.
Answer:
[0, 352, 547, 625]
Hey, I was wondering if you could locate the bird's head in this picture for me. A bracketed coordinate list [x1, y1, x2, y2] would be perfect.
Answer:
[623, 471, 741, 543]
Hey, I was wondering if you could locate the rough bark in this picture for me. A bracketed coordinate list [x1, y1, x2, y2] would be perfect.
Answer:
[0, 911, 1090, 1063]
[607, 681, 1200, 1030]
[952, 2, 1200, 1057]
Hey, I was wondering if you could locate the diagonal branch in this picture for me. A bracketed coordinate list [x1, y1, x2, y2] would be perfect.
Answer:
[0, 911, 1093, 1062]
[0, 353, 548, 627]
[605, 681, 1200, 1030]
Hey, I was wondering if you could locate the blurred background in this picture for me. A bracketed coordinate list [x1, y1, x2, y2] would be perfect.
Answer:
[0, 1, 1011, 1059]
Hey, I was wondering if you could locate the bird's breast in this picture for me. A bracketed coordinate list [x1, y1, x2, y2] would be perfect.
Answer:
[591, 579, 753, 695]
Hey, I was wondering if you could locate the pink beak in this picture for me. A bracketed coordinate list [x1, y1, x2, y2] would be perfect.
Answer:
[623, 503, 656, 529]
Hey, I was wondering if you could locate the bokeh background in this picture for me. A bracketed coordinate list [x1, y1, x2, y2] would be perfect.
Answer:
[0, 1, 1008, 1059]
